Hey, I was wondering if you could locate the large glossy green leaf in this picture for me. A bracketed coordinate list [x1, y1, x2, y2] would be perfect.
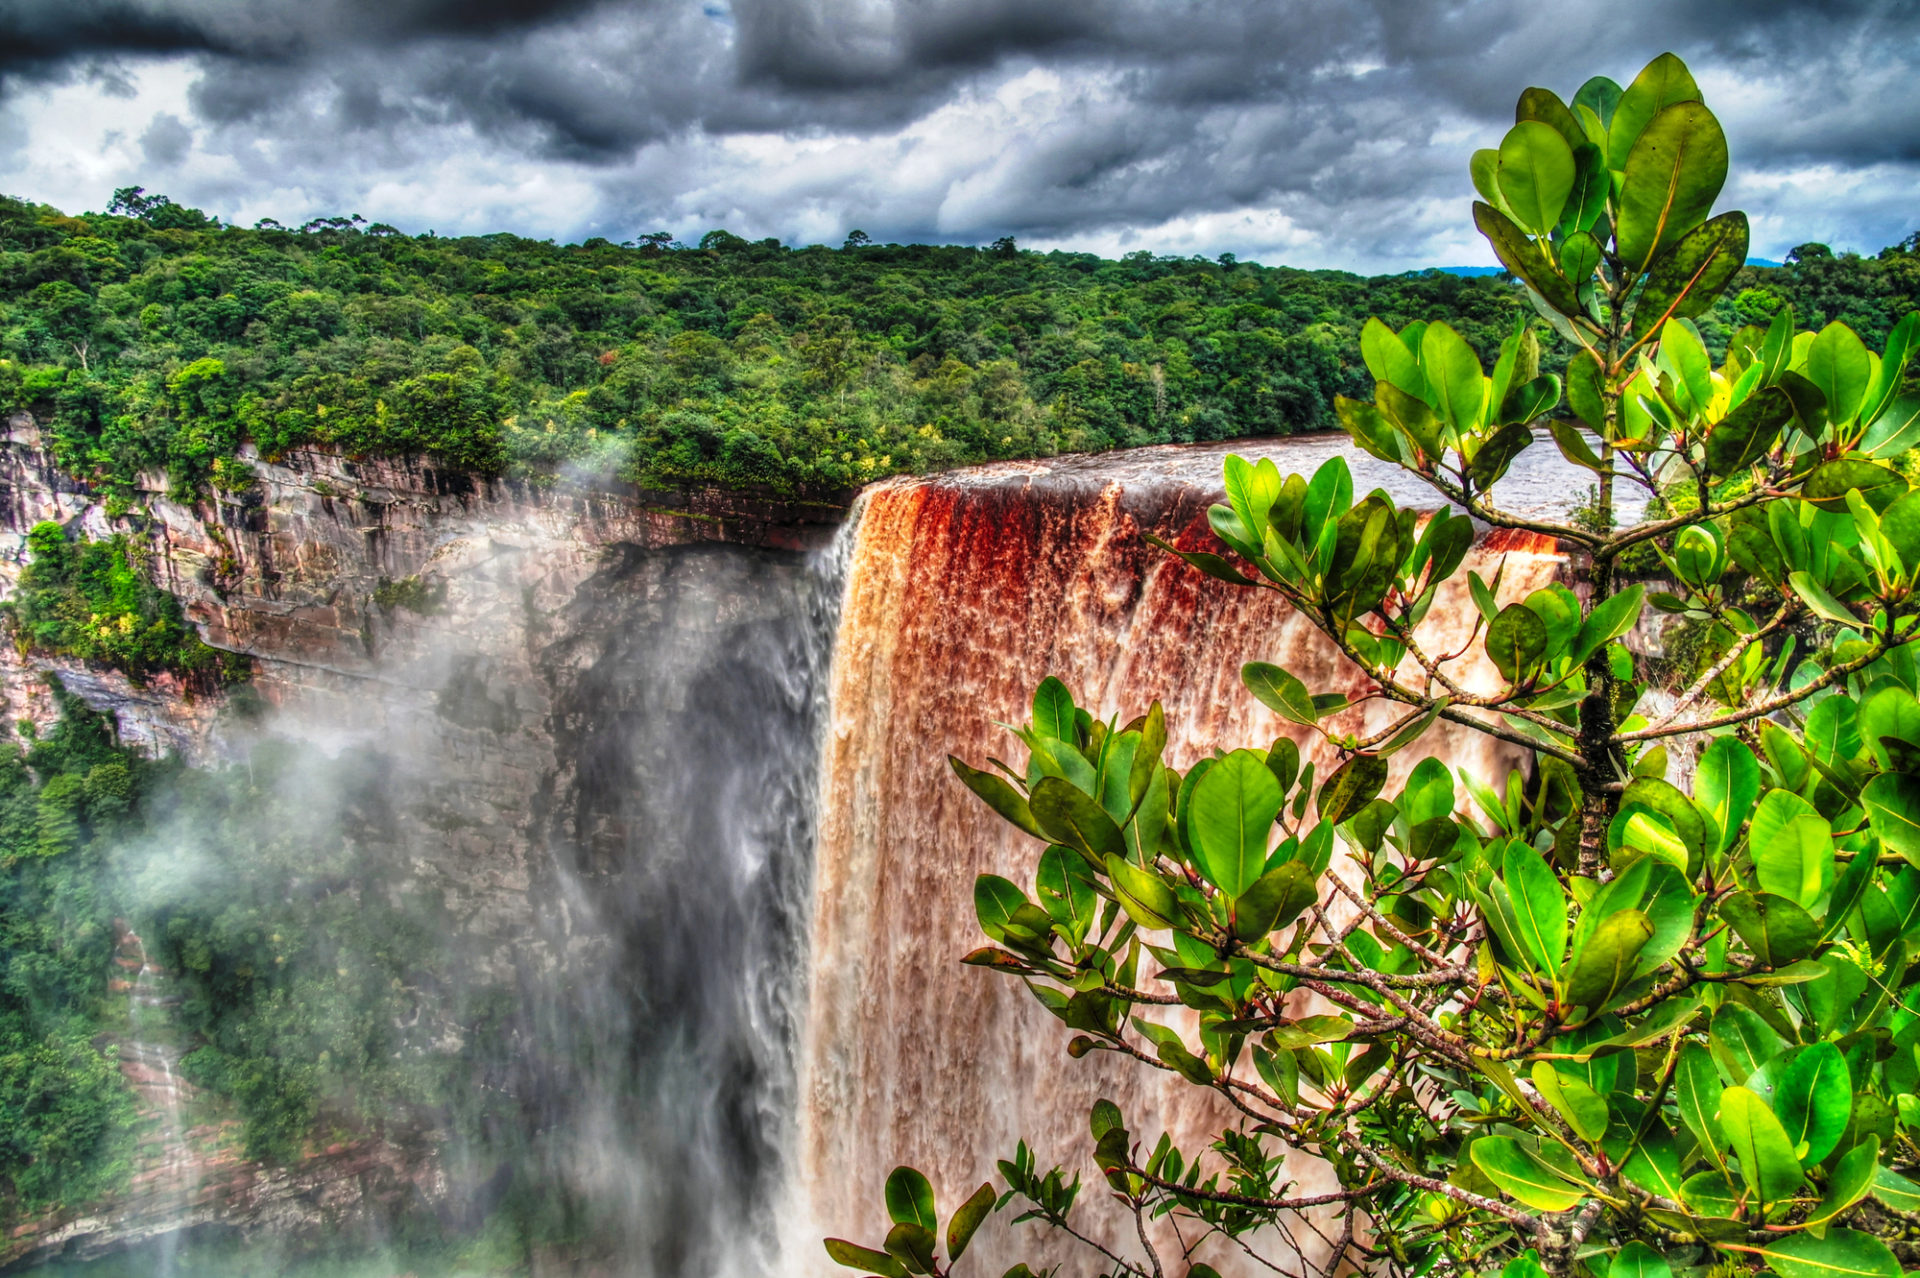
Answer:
[1863, 312, 1919, 426]
[1031, 777, 1128, 866]
[1032, 677, 1076, 742]
[1502, 842, 1566, 972]
[884, 1223, 937, 1275]
[974, 875, 1028, 942]
[1547, 420, 1607, 471]
[1469, 1136, 1587, 1210]
[1806, 1137, 1881, 1228]
[1875, 492, 1920, 578]
[1711, 1001, 1787, 1085]
[1497, 121, 1576, 236]
[1703, 385, 1794, 475]
[1562, 909, 1652, 1016]
[1806, 321, 1873, 425]
[946, 1182, 997, 1262]
[1754, 811, 1835, 911]
[1318, 753, 1387, 826]
[1621, 1126, 1685, 1200]
[1862, 393, 1920, 457]
[951, 757, 1046, 839]
[1224, 454, 1283, 539]
[1516, 87, 1585, 151]
[1696, 736, 1760, 854]
[1720, 890, 1820, 966]
[1744, 1230, 1900, 1278]
[1775, 1041, 1851, 1165]
[1190, 749, 1283, 898]
[1566, 349, 1606, 428]
[1561, 148, 1609, 238]
[1676, 1043, 1728, 1166]
[1607, 52, 1702, 169]
[1633, 211, 1750, 336]
[1574, 75, 1623, 127]
[825, 1239, 909, 1277]
[885, 1166, 938, 1230]
[1720, 1084, 1805, 1205]
[1486, 602, 1548, 683]
[1360, 317, 1422, 396]
[1661, 318, 1714, 413]
[1421, 322, 1486, 437]
[1804, 458, 1906, 513]
[1530, 1061, 1608, 1142]
[1471, 148, 1506, 215]
[1470, 421, 1536, 489]
[1106, 854, 1178, 930]
[1864, 773, 1920, 866]
[1243, 662, 1317, 726]
[1612, 1242, 1672, 1278]
[1871, 1164, 1920, 1212]
[1619, 776, 1707, 865]
[1572, 584, 1646, 666]
[1233, 861, 1317, 940]
[1615, 102, 1728, 273]
[1036, 845, 1096, 933]
[1473, 202, 1583, 318]
[1751, 787, 1818, 855]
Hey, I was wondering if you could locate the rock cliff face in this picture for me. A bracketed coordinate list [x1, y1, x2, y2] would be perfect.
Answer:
[0, 415, 849, 1270]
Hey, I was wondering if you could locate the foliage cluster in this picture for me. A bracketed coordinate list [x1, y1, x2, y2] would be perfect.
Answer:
[138, 737, 470, 1163]
[832, 53, 1920, 1278]
[0, 689, 491, 1216]
[3, 521, 251, 686]
[0, 695, 144, 1212]
[1, 184, 1913, 501]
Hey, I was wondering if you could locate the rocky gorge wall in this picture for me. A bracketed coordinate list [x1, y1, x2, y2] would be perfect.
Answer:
[0, 421, 1617, 1275]
[0, 416, 850, 1271]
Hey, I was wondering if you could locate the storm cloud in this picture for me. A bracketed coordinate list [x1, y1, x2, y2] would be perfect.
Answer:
[0, 0, 1915, 270]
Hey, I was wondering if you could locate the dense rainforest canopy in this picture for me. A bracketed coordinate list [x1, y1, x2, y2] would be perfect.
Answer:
[2, 189, 1916, 499]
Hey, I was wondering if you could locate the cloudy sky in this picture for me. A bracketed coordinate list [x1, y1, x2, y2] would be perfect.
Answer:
[0, 0, 1915, 273]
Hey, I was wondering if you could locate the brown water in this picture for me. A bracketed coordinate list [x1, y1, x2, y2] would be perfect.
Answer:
[796, 436, 1578, 1273]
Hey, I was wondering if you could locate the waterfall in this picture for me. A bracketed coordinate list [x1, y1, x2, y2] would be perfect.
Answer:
[124, 933, 188, 1278]
[13, 434, 1625, 1275]
[796, 442, 1575, 1274]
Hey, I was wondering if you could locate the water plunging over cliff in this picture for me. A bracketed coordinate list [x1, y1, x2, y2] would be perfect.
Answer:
[0, 433, 1626, 1275]
[792, 439, 1588, 1274]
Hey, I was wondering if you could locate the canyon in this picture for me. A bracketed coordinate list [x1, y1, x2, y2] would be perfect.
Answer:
[0, 421, 1619, 1274]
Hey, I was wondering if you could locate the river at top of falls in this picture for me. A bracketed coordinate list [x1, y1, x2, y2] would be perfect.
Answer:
[20, 431, 1620, 1277]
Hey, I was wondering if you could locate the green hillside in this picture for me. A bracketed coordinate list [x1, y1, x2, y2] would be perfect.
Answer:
[6, 188, 1911, 499]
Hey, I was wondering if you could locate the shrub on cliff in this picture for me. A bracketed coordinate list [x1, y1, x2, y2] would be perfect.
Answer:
[0, 698, 146, 1213]
[4, 522, 249, 688]
[830, 53, 1920, 1278]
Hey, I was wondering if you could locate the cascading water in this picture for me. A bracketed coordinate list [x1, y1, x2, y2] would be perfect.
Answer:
[495, 523, 858, 1277]
[123, 934, 187, 1278]
[13, 434, 1630, 1276]
[793, 440, 1596, 1275]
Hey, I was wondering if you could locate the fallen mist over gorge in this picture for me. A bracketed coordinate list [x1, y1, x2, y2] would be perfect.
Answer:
[0, 426, 1627, 1275]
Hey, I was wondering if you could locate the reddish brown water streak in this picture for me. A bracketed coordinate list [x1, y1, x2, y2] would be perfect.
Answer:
[800, 452, 1566, 1273]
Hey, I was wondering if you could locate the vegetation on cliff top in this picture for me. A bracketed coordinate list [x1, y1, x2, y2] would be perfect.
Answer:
[0, 187, 1915, 500]
[3, 522, 251, 687]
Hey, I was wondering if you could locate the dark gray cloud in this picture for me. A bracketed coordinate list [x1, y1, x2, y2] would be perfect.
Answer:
[0, 0, 1915, 269]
